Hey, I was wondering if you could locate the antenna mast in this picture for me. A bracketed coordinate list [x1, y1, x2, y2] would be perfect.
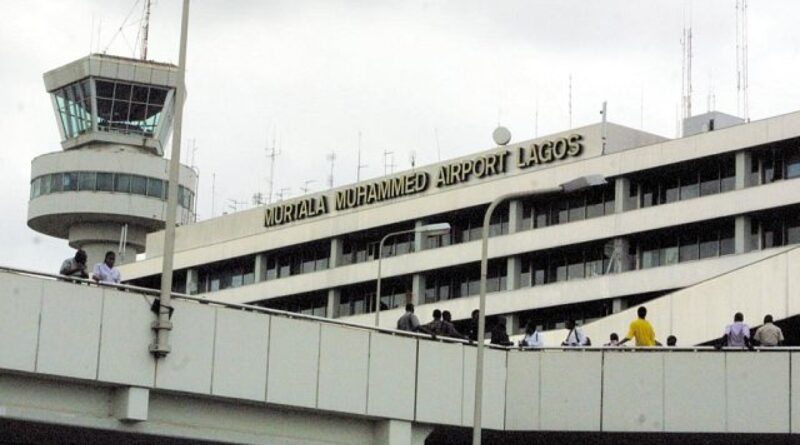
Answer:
[568, 74, 573, 128]
[356, 131, 367, 182]
[736, 0, 750, 120]
[681, 3, 693, 122]
[266, 130, 280, 204]
[140, 0, 152, 60]
[383, 149, 395, 176]
[326, 151, 336, 189]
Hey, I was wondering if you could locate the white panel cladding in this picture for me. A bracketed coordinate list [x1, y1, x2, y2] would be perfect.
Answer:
[211, 309, 269, 401]
[367, 333, 417, 420]
[539, 351, 602, 431]
[0, 274, 42, 372]
[461, 347, 507, 430]
[504, 351, 540, 430]
[266, 316, 320, 408]
[792, 353, 800, 434]
[415, 340, 464, 426]
[97, 289, 156, 387]
[317, 324, 370, 414]
[155, 300, 215, 394]
[664, 352, 726, 432]
[726, 352, 790, 433]
[602, 352, 664, 432]
[36, 280, 103, 380]
[786, 248, 800, 317]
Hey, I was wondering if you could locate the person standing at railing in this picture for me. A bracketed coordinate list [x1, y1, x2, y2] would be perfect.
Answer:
[753, 314, 784, 347]
[561, 319, 589, 346]
[441, 310, 466, 339]
[420, 309, 446, 336]
[617, 306, 661, 347]
[490, 318, 514, 346]
[396, 303, 421, 332]
[92, 251, 121, 284]
[467, 309, 480, 342]
[721, 312, 753, 349]
[59, 249, 89, 279]
[519, 321, 543, 348]
[604, 332, 620, 347]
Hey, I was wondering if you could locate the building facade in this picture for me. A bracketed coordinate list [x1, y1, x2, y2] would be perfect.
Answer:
[120, 110, 800, 335]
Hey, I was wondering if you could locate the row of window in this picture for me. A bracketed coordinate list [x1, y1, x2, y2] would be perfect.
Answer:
[521, 182, 616, 230]
[340, 232, 415, 266]
[338, 278, 411, 317]
[423, 261, 507, 304]
[95, 79, 168, 136]
[630, 155, 736, 209]
[637, 221, 735, 269]
[264, 242, 331, 280]
[256, 292, 328, 318]
[30, 171, 195, 211]
[195, 256, 255, 294]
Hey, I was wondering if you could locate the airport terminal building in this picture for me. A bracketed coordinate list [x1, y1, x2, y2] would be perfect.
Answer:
[116, 110, 800, 335]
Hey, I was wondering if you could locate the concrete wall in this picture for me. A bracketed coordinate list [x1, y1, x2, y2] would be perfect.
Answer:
[3, 270, 800, 439]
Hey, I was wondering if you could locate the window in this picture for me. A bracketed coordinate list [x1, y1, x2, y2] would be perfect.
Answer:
[131, 175, 147, 195]
[96, 172, 113, 191]
[50, 173, 63, 192]
[63, 172, 78, 191]
[147, 178, 164, 198]
[78, 172, 96, 191]
[115, 174, 131, 193]
[95, 79, 169, 137]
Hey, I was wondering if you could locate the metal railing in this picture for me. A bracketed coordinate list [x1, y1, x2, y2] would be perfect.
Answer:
[2, 264, 796, 353]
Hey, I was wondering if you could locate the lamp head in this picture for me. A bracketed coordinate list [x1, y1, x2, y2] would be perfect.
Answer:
[559, 175, 607, 193]
[417, 222, 451, 236]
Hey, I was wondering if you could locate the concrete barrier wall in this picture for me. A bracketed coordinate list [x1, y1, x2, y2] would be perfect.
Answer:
[4, 270, 800, 434]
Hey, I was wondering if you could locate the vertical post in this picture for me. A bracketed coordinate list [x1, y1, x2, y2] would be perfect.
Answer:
[374, 237, 385, 327]
[152, 0, 190, 358]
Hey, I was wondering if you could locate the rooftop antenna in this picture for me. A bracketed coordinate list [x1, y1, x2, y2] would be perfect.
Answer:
[227, 198, 247, 213]
[534, 96, 539, 137]
[681, 1, 693, 122]
[568, 74, 573, 128]
[188, 138, 198, 169]
[140, 0, 152, 60]
[266, 129, 281, 204]
[300, 180, 316, 194]
[276, 187, 291, 201]
[736, 0, 750, 121]
[252, 192, 265, 206]
[326, 151, 336, 189]
[707, 71, 716, 112]
[640, 86, 644, 129]
[383, 149, 396, 176]
[409, 151, 417, 171]
[356, 131, 367, 182]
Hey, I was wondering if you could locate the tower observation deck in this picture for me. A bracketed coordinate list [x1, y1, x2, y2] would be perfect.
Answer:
[28, 54, 197, 266]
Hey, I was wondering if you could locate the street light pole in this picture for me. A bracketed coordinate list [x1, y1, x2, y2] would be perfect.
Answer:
[152, 0, 190, 358]
[374, 223, 451, 327]
[472, 175, 606, 445]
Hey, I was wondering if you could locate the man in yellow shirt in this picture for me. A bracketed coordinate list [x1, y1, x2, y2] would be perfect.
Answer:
[618, 306, 661, 347]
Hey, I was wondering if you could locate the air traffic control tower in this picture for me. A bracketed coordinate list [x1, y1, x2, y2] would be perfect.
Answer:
[27, 54, 197, 265]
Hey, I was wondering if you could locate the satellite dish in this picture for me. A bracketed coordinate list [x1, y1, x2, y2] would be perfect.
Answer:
[492, 126, 511, 146]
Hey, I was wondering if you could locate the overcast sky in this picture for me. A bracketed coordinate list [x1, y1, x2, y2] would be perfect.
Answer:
[1, 0, 798, 271]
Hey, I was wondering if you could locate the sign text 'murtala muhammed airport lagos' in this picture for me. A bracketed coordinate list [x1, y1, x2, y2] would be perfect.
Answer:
[264, 134, 584, 228]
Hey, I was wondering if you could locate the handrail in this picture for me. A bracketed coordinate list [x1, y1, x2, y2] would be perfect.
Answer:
[0, 265, 501, 349]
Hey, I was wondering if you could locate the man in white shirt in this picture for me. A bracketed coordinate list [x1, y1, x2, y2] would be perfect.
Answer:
[519, 321, 543, 348]
[562, 319, 588, 346]
[723, 312, 752, 348]
[92, 251, 121, 284]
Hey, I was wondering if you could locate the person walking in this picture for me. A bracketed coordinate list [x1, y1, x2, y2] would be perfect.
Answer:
[753, 314, 784, 346]
[396, 303, 421, 332]
[59, 248, 89, 279]
[618, 306, 660, 347]
[722, 312, 752, 348]
[92, 251, 121, 284]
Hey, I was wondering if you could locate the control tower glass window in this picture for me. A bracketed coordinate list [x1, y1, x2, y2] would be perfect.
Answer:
[53, 80, 92, 138]
[95, 80, 168, 137]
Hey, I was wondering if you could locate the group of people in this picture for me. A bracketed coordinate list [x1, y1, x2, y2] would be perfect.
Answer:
[397, 303, 786, 349]
[59, 249, 121, 284]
